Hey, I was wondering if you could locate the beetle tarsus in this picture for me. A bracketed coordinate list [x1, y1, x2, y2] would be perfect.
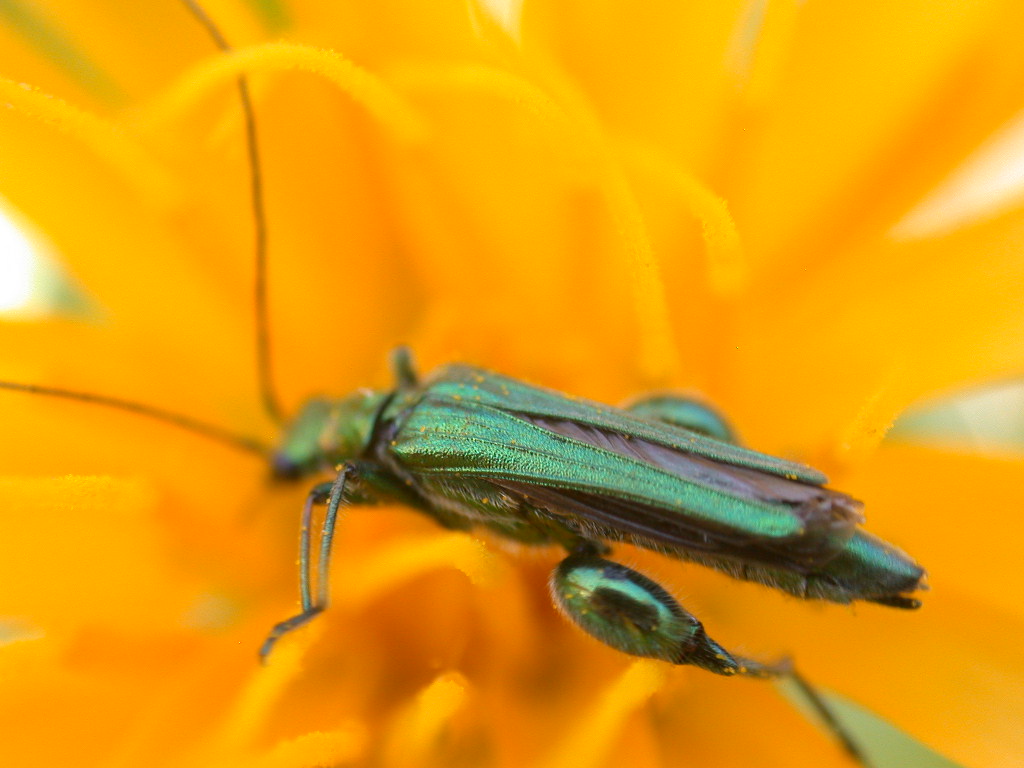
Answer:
[262, 464, 361, 662]
[867, 594, 921, 609]
[259, 606, 324, 663]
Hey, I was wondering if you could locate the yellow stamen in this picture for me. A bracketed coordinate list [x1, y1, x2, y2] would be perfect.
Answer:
[204, 625, 321, 761]
[539, 659, 667, 768]
[382, 671, 470, 767]
[0, 77, 176, 204]
[831, 363, 907, 466]
[623, 140, 749, 297]
[391, 63, 570, 140]
[340, 532, 499, 610]
[132, 41, 427, 146]
[390, 62, 679, 384]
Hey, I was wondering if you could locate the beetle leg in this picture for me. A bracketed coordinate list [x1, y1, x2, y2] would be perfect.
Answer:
[551, 555, 866, 764]
[390, 346, 419, 387]
[568, 538, 611, 557]
[298, 480, 334, 612]
[260, 462, 362, 662]
[625, 394, 736, 443]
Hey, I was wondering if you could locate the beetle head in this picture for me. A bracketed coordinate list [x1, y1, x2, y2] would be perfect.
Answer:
[272, 391, 388, 480]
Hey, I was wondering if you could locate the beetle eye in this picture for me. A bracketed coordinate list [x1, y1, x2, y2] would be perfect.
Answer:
[271, 454, 302, 480]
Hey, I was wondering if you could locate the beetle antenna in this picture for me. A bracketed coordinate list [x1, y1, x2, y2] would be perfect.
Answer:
[180, 0, 284, 426]
[0, 381, 269, 455]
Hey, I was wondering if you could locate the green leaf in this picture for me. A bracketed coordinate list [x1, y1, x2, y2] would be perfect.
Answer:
[777, 679, 965, 768]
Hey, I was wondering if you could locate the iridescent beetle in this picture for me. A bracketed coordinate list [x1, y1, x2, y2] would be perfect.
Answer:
[264, 346, 925, 681]
[0, 1, 925, 763]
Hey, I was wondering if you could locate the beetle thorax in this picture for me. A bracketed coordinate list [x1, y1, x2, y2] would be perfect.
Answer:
[272, 391, 389, 479]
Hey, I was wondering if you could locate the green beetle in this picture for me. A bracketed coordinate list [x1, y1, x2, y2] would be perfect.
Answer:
[264, 347, 925, 680]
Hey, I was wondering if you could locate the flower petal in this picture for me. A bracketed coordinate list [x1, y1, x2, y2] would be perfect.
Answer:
[729, 204, 1024, 454]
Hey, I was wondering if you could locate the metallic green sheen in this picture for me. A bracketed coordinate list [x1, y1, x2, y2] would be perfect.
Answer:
[671, 530, 923, 606]
[270, 354, 924, 622]
[822, 531, 926, 605]
[393, 365, 828, 485]
[626, 394, 737, 442]
[552, 557, 697, 662]
[274, 391, 389, 477]
[390, 396, 805, 537]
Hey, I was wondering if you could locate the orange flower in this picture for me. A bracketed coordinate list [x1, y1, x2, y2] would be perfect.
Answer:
[1, 1, 1022, 766]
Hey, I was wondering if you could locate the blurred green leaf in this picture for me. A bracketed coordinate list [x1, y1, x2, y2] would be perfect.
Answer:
[244, 0, 290, 33]
[777, 679, 964, 768]
[891, 382, 1024, 452]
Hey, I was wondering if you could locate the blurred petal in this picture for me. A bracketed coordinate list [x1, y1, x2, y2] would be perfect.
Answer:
[728, 203, 1024, 453]
[847, 443, 1024, 622]
[730, 0, 1024, 272]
